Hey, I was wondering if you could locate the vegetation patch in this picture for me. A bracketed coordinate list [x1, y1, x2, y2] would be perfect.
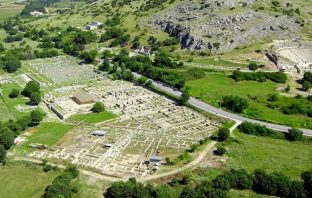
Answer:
[68, 111, 116, 124]
[186, 72, 312, 128]
[15, 122, 73, 154]
[0, 160, 58, 198]
[226, 131, 312, 179]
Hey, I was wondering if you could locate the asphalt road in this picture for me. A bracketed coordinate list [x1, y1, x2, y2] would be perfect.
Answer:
[132, 72, 312, 136]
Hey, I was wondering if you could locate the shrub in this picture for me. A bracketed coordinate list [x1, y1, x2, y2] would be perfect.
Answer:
[22, 81, 40, 97]
[30, 92, 41, 105]
[238, 122, 283, 139]
[222, 95, 248, 113]
[9, 89, 20, 98]
[232, 71, 287, 83]
[248, 62, 259, 71]
[286, 128, 303, 141]
[218, 128, 230, 141]
[91, 102, 105, 113]
[30, 110, 43, 126]
[216, 145, 226, 155]
[253, 169, 291, 197]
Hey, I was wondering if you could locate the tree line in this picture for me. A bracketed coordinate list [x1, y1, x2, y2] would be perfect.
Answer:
[0, 82, 43, 165]
[238, 121, 305, 142]
[43, 165, 80, 198]
[232, 70, 287, 83]
[104, 169, 312, 198]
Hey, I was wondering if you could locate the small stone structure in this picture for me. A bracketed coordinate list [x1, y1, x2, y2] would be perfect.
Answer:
[72, 92, 95, 105]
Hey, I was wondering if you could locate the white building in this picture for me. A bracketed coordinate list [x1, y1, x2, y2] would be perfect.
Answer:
[85, 22, 103, 30]
[30, 10, 44, 17]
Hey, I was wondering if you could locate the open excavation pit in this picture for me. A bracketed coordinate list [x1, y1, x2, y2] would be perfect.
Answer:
[29, 80, 221, 178]
[273, 41, 312, 73]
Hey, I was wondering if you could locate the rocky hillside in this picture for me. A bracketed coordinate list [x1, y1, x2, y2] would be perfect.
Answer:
[148, 0, 308, 52]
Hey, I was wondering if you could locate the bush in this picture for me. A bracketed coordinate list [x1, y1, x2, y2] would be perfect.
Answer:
[222, 95, 248, 113]
[30, 92, 41, 105]
[91, 102, 105, 113]
[43, 165, 79, 198]
[9, 89, 20, 98]
[22, 81, 40, 97]
[218, 128, 230, 141]
[248, 62, 259, 71]
[232, 71, 287, 83]
[216, 145, 226, 155]
[238, 122, 284, 139]
[30, 110, 43, 126]
[178, 91, 190, 106]
[286, 128, 303, 141]
[253, 169, 291, 197]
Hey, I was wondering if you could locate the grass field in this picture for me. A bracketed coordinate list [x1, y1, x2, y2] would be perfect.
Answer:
[0, 4, 23, 21]
[185, 57, 249, 68]
[0, 160, 58, 198]
[226, 131, 312, 180]
[0, 83, 30, 121]
[0, 160, 108, 198]
[68, 111, 117, 124]
[14, 122, 74, 154]
[186, 72, 312, 128]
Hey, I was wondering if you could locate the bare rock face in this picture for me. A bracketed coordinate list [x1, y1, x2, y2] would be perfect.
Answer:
[150, 0, 301, 52]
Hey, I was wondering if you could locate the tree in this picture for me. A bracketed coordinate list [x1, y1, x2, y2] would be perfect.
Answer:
[248, 62, 259, 71]
[222, 95, 248, 113]
[65, 164, 79, 179]
[30, 92, 41, 105]
[302, 72, 312, 91]
[178, 91, 190, 106]
[91, 102, 105, 113]
[22, 81, 40, 97]
[286, 128, 303, 141]
[4, 59, 21, 73]
[0, 145, 6, 164]
[9, 89, 20, 98]
[102, 50, 112, 59]
[80, 49, 98, 63]
[74, 31, 97, 44]
[218, 128, 230, 141]
[0, 128, 15, 150]
[104, 178, 150, 198]
[99, 58, 110, 71]
[30, 110, 43, 126]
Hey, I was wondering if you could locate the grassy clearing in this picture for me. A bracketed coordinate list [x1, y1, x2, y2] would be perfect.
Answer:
[226, 131, 312, 180]
[186, 72, 278, 105]
[0, 4, 23, 21]
[0, 160, 58, 198]
[68, 111, 117, 124]
[186, 57, 248, 68]
[0, 160, 108, 198]
[186, 72, 312, 128]
[0, 83, 30, 121]
[14, 122, 74, 154]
